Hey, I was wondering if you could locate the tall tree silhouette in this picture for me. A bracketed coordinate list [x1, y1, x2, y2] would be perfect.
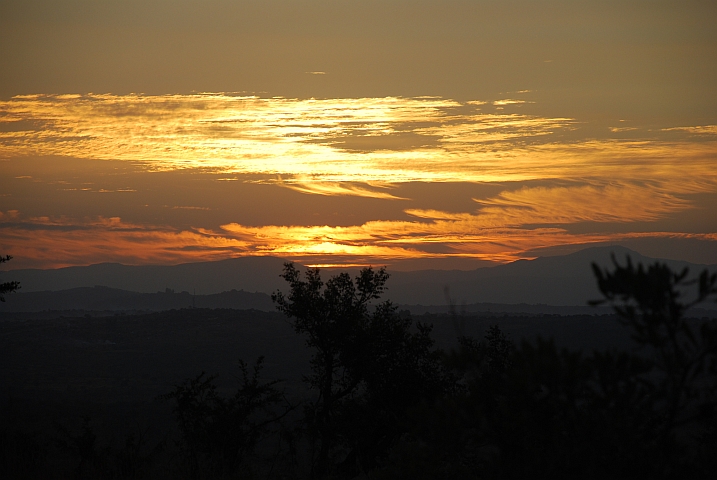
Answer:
[273, 263, 449, 478]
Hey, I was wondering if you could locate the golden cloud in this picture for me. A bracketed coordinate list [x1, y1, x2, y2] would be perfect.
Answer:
[2, 94, 716, 269]
[492, 99, 533, 106]
[0, 214, 250, 269]
[472, 183, 695, 225]
[662, 125, 717, 135]
[282, 180, 408, 200]
[3, 94, 713, 192]
[2, 207, 715, 269]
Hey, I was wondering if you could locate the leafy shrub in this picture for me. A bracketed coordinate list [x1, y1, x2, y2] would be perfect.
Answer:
[162, 357, 287, 479]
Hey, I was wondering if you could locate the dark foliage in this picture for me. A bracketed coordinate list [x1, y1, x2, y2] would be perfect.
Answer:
[161, 357, 288, 479]
[0, 428, 48, 479]
[5, 255, 717, 479]
[51, 417, 165, 480]
[591, 256, 717, 476]
[0, 254, 20, 302]
[381, 256, 717, 479]
[273, 263, 452, 478]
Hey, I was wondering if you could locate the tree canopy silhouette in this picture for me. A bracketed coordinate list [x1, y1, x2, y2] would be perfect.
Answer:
[591, 256, 717, 465]
[273, 263, 450, 478]
[380, 256, 717, 479]
[161, 357, 287, 479]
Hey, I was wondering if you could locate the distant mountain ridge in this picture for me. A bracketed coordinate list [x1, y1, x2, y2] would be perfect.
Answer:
[0, 286, 274, 313]
[387, 246, 717, 307]
[2, 246, 715, 310]
[1, 256, 289, 295]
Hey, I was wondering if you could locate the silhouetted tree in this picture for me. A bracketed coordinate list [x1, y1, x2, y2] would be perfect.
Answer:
[273, 263, 450, 478]
[382, 256, 717, 479]
[0, 255, 20, 302]
[592, 256, 717, 475]
[162, 357, 287, 479]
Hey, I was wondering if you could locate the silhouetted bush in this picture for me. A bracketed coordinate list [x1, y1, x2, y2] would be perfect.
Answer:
[162, 357, 288, 479]
[53, 416, 165, 479]
[379, 256, 717, 479]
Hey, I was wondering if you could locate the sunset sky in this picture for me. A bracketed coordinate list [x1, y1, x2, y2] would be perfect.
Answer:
[1, 0, 716, 270]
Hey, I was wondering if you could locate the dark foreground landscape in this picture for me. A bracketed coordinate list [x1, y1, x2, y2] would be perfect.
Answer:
[0, 308, 638, 479]
[2, 259, 717, 479]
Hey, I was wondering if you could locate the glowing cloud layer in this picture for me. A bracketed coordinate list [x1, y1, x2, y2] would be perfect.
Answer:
[2, 94, 715, 188]
[2, 208, 715, 270]
[1, 94, 716, 268]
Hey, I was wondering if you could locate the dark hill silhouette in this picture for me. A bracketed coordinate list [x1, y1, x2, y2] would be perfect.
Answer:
[2, 256, 289, 295]
[2, 246, 715, 309]
[387, 245, 717, 306]
[0, 286, 274, 312]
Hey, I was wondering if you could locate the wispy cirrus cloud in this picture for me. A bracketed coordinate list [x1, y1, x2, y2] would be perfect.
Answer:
[471, 182, 697, 225]
[2, 196, 715, 269]
[662, 125, 717, 135]
[0, 212, 249, 268]
[492, 99, 533, 106]
[282, 180, 408, 200]
[1, 94, 715, 192]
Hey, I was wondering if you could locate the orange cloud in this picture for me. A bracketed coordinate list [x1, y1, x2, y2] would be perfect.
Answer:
[2, 94, 716, 269]
[2, 208, 715, 269]
[492, 99, 533, 106]
[472, 183, 694, 225]
[662, 125, 717, 135]
[0, 213, 250, 269]
[282, 181, 408, 200]
[3, 94, 714, 191]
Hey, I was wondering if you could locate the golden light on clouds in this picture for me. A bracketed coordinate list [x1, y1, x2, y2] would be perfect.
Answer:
[282, 180, 407, 200]
[3, 93, 714, 188]
[472, 183, 696, 225]
[1, 93, 716, 268]
[662, 125, 717, 136]
[214, 180, 711, 258]
[2, 209, 715, 270]
[0, 213, 249, 268]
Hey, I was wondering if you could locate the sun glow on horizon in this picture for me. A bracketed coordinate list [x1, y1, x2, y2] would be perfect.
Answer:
[1, 93, 716, 269]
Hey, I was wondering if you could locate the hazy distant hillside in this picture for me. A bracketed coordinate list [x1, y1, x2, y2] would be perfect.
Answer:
[0, 286, 274, 313]
[386, 246, 717, 307]
[2, 256, 289, 295]
[3, 246, 715, 309]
